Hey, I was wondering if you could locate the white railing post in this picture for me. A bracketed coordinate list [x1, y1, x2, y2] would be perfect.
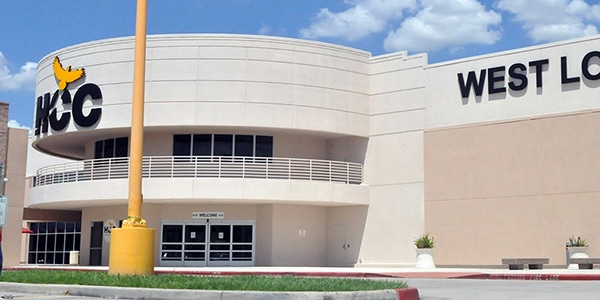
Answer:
[265, 157, 269, 179]
[171, 156, 175, 178]
[194, 156, 198, 177]
[347, 164, 350, 184]
[107, 158, 111, 180]
[90, 160, 95, 181]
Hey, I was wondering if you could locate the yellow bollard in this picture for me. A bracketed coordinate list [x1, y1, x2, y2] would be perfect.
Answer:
[108, 226, 155, 275]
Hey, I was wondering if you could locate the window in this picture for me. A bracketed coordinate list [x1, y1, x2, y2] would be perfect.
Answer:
[27, 221, 81, 265]
[173, 135, 192, 156]
[193, 134, 212, 156]
[235, 135, 254, 157]
[255, 136, 273, 157]
[115, 137, 129, 157]
[173, 134, 273, 158]
[214, 135, 233, 156]
[95, 137, 129, 159]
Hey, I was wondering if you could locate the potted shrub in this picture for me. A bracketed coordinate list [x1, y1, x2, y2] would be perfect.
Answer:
[414, 233, 436, 269]
[567, 235, 589, 269]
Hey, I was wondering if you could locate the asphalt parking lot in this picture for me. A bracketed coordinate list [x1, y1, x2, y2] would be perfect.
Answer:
[407, 278, 600, 300]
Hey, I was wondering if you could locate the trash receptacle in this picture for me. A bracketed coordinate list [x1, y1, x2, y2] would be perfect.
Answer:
[69, 251, 79, 265]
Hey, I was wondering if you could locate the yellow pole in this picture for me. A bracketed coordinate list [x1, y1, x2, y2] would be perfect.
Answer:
[108, 0, 155, 276]
[127, 0, 147, 219]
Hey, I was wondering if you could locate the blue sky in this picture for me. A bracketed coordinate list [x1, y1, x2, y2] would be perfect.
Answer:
[1, 0, 600, 130]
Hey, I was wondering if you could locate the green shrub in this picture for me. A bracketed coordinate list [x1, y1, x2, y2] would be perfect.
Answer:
[414, 233, 435, 249]
[567, 235, 588, 247]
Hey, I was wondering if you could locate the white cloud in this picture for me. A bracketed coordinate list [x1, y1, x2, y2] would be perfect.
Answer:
[300, 0, 501, 54]
[0, 51, 37, 92]
[497, 0, 600, 43]
[259, 24, 271, 35]
[300, 0, 417, 41]
[384, 0, 502, 53]
[7, 119, 32, 135]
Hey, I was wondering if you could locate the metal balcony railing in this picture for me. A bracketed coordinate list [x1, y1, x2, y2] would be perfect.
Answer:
[34, 156, 363, 187]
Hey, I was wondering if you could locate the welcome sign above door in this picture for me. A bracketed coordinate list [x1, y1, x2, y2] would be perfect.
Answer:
[192, 212, 225, 219]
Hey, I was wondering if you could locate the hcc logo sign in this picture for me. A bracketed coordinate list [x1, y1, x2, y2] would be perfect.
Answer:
[35, 57, 102, 136]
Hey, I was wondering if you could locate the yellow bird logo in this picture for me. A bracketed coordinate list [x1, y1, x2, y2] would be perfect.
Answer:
[53, 56, 85, 90]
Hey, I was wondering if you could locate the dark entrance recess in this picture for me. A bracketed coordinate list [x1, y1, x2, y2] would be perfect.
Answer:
[89, 221, 103, 265]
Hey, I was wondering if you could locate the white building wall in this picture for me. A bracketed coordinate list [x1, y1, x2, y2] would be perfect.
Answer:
[357, 52, 427, 267]
[270, 204, 328, 266]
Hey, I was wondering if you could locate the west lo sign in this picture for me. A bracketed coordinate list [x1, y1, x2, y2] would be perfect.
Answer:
[458, 51, 600, 103]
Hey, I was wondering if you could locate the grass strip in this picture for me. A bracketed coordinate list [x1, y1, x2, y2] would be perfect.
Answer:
[0, 270, 407, 292]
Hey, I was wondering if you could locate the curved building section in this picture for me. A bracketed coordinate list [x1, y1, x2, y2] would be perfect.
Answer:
[33, 34, 370, 159]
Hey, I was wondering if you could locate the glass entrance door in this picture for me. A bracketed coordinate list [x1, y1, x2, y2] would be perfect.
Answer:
[208, 224, 230, 266]
[161, 224, 184, 266]
[184, 224, 206, 266]
[160, 221, 254, 267]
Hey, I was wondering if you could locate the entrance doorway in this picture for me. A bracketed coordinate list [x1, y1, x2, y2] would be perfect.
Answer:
[160, 221, 255, 267]
[327, 224, 349, 267]
[89, 221, 103, 266]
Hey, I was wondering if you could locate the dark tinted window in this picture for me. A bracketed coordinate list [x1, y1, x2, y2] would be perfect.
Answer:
[27, 221, 81, 265]
[103, 139, 114, 158]
[173, 135, 192, 156]
[235, 135, 254, 156]
[174, 134, 273, 158]
[255, 136, 273, 157]
[95, 137, 129, 159]
[115, 137, 129, 157]
[94, 141, 103, 159]
[214, 135, 233, 156]
[193, 134, 212, 156]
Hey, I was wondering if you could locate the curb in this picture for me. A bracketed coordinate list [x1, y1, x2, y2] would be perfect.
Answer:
[0, 282, 417, 300]
[395, 287, 420, 300]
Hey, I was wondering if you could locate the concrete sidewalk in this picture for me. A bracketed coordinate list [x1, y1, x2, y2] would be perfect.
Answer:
[151, 266, 600, 281]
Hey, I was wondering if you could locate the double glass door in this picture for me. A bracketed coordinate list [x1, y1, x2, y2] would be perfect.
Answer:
[160, 221, 255, 267]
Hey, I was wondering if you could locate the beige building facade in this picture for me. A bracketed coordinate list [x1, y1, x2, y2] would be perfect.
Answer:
[424, 36, 600, 265]
[19, 34, 600, 268]
[0, 101, 29, 267]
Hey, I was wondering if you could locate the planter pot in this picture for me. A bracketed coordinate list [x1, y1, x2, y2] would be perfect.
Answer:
[567, 246, 589, 269]
[415, 248, 436, 269]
